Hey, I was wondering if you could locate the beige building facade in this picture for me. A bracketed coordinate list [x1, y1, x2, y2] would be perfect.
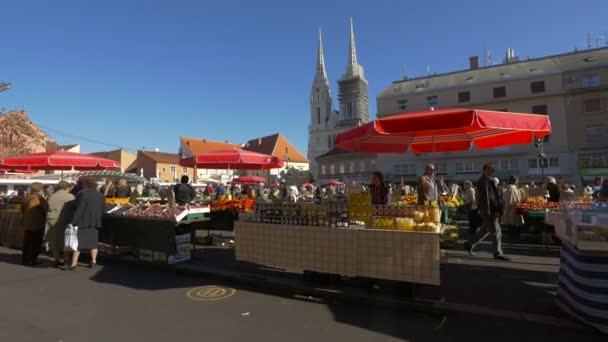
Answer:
[375, 47, 608, 185]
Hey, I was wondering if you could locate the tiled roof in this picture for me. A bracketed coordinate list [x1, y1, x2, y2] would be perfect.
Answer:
[139, 151, 180, 164]
[180, 137, 241, 156]
[243, 133, 309, 163]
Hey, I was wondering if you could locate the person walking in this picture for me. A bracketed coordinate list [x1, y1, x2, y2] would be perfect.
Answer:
[68, 177, 105, 270]
[465, 164, 510, 261]
[503, 176, 524, 237]
[546, 177, 560, 203]
[21, 183, 49, 266]
[45, 181, 76, 267]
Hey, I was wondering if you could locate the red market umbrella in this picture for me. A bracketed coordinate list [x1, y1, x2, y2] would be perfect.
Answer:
[323, 180, 344, 186]
[302, 182, 314, 188]
[335, 108, 552, 154]
[180, 148, 284, 170]
[0, 151, 120, 171]
[232, 176, 267, 184]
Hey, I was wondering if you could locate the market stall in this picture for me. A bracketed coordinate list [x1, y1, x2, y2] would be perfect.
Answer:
[235, 192, 441, 285]
[548, 202, 608, 334]
[235, 108, 552, 287]
[100, 203, 209, 264]
[0, 201, 23, 249]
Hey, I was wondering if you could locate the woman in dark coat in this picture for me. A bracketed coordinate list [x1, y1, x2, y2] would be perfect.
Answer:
[68, 177, 105, 270]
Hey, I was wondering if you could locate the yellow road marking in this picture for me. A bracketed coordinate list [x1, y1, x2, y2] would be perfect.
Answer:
[186, 286, 236, 301]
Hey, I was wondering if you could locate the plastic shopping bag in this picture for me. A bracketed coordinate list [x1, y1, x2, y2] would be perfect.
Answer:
[64, 224, 79, 251]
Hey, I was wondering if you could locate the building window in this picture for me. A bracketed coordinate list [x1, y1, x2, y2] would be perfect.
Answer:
[162, 167, 166, 172]
[530, 81, 545, 94]
[582, 73, 600, 88]
[316, 136, 321, 145]
[317, 108, 321, 124]
[393, 164, 416, 176]
[458, 91, 470, 103]
[455, 160, 481, 173]
[359, 160, 365, 172]
[528, 159, 538, 169]
[349, 161, 355, 173]
[585, 125, 606, 143]
[397, 99, 408, 111]
[183, 167, 188, 173]
[170, 166, 176, 173]
[339, 163, 345, 174]
[549, 158, 559, 168]
[493, 86, 506, 98]
[531, 104, 548, 115]
[321, 165, 326, 175]
[330, 164, 335, 175]
[426, 96, 438, 107]
[327, 135, 332, 149]
[584, 98, 602, 113]
[510, 159, 519, 170]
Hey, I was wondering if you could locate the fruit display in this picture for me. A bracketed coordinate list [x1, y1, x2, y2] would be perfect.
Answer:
[371, 204, 441, 233]
[440, 195, 462, 208]
[105, 198, 130, 205]
[107, 203, 194, 221]
[578, 227, 608, 243]
[348, 193, 372, 227]
[402, 195, 418, 205]
[210, 199, 255, 212]
[254, 202, 350, 227]
[516, 201, 561, 212]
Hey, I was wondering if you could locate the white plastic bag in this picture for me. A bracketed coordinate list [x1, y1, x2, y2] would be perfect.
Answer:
[64, 224, 79, 251]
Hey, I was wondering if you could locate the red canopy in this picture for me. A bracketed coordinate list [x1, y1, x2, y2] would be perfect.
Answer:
[335, 108, 552, 154]
[0, 151, 120, 171]
[180, 149, 284, 170]
[301, 182, 314, 188]
[232, 176, 267, 184]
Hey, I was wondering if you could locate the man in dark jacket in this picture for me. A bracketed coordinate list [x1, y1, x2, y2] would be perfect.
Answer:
[465, 164, 509, 261]
[174, 175, 196, 204]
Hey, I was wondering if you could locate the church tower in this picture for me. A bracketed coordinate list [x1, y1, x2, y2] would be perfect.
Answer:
[337, 18, 370, 127]
[307, 29, 335, 177]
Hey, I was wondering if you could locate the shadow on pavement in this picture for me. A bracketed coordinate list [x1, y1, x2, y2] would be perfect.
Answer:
[0, 251, 23, 265]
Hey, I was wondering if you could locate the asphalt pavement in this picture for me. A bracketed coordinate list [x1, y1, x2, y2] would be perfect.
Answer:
[0, 246, 605, 342]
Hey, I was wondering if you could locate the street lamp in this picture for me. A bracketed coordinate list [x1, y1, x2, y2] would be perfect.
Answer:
[535, 139, 548, 180]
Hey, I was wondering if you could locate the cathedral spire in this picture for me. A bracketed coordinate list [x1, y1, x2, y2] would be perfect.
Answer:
[347, 18, 357, 70]
[344, 17, 363, 79]
[316, 28, 328, 81]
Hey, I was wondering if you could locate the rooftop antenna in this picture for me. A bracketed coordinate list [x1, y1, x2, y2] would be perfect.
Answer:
[587, 32, 594, 49]
[482, 41, 486, 66]
[401, 65, 407, 80]
[487, 49, 493, 66]
[426, 65, 431, 76]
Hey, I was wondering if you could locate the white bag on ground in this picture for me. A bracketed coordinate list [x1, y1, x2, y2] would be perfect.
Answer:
[64, 224, 79, 251]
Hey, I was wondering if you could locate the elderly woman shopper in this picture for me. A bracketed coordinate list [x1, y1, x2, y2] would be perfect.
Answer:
[45, 181, 76, 267]
[546, 177, 560, 203]
[503, 176, 524, 236]
[68, 177, 105, 270]
[21, 182, 49, 266]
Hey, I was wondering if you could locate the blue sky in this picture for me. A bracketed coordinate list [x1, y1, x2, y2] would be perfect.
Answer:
[2, 0, 607, 154]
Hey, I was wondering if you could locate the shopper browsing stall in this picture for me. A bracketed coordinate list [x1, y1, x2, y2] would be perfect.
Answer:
[69, 177, 105, 270]
[370, 171, 390, 205]
[417, 164, 438, 205]
[45, 181, 76, 267]
[174, 175, 196, 204]
[21, 182, 49, 267]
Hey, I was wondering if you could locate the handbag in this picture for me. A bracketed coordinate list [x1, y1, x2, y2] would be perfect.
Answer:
[64, 224, 79, 251]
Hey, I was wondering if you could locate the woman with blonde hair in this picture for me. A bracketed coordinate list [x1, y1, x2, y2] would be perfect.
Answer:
[101, 179, 115, 198]
[21, 182, 49, 266]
